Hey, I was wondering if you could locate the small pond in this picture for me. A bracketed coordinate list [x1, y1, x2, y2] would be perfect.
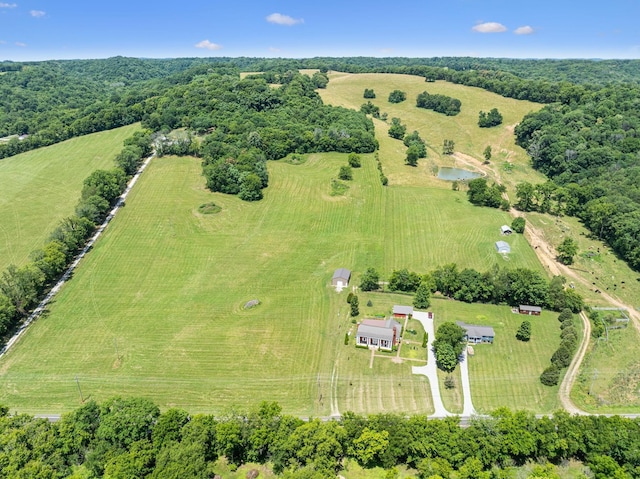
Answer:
[437, 167, 482, 181]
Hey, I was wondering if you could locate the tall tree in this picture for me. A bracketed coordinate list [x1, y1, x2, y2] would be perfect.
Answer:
[359, 268, 380, 291]
[557, 237, 578, 265]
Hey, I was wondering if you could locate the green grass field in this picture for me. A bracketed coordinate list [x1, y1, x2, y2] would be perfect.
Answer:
[0, 74, 560, 415]
[0, 124, 141, 271]
[0, 149, 545, 414]
[320, 72, 548, 195]
[430, 299, 562, 413]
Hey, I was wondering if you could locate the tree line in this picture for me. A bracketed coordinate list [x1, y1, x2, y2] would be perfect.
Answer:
[1, 398, 640, 478]
[0, 132, 152, 346]
[361, 264, 583, 313]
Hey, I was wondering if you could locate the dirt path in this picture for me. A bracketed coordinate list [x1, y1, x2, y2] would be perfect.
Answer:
[454, 151, 640, 413]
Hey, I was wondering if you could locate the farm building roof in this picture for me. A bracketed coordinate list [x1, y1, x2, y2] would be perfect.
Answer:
[332, 268, 351, 281]
[501, 225, 513, 234]
[495, 241, 511, 253]
[519, 305, 542, 313]
[393, 305, 413, 316]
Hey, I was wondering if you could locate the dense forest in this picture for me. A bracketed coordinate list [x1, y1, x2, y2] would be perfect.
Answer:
[2, 399, 640, 478]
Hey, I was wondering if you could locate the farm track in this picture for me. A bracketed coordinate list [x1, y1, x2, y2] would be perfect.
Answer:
[459, 150, 640, 414]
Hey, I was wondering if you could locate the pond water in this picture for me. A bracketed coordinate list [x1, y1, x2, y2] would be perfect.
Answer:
[437, 167, 482, 181]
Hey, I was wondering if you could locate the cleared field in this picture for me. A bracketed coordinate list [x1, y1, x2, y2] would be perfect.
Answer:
[430, 299, 562, 413]
[0, 124, 141, 271]
[320, 72, 548, 195]
[0, 146, 544, 414]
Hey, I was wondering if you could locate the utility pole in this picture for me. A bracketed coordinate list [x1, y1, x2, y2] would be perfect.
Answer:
[75, 375, 84, 403]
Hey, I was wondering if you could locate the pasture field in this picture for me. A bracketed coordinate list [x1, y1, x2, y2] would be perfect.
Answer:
[0, 146, 544, 414]
[430, 299, 562, 413]
[320, 72, 548, 196]
[0, 123, 141, 271]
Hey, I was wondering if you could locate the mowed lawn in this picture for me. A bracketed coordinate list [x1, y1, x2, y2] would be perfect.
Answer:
[0, 148, 544, 414]
[0, 124, 141, 271]
[431, 299, 562, 413]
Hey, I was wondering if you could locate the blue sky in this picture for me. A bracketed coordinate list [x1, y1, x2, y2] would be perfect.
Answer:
[1, 0, 639, 61]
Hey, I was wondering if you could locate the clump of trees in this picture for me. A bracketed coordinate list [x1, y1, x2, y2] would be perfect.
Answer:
[557, 237, 578, 265]
[363, 88, 376, 98]
[338, 165, 353, 181]
[311, 71, 329, 88]
[403, 131, 427, 167]
[388, 89, 406, 103]
[387, 117, 407, 140]
[442, 139, 455, 155]
[416, 91, 461, 116]
[511, 217, 526, 233]
[360, 267, 380, 291]
[433, 322, 466, 371]
[467, 177, 509, 210]
[478, 108, 503, 127]
[360, 101, 380, 117]
[348, 153, 362, 168]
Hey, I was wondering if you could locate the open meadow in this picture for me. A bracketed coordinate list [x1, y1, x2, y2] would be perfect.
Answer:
[0, 74, 570, 416]
[319, 72, 548, 196]
[0, 123, 141, 271]
[0, 147, 545, 414]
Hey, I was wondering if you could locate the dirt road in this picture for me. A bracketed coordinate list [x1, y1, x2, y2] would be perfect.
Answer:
[452, 151, 640, 412]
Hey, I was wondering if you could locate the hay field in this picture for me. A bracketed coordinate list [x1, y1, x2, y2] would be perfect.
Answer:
[0, 124, 141, 271]
[0, 148, 543, 414]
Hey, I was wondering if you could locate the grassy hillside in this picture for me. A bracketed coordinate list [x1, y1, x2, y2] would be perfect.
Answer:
[0, 123, 141, 271]
[320, 72, 547, 194]
[0, 149, 545, 414]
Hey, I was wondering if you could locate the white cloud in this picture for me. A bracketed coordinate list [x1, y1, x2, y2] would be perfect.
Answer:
[472, 22, 507, 33]
[269, 47, 281, 53]
[194, 40, 222, 50]
[30, 9, 45, 17]
[15, 41, 26, 47]
[266, 13, 303, 26]
[0, 3, 17, 8]
[380, 48, 394, 54]
[514, 25, 535, 35]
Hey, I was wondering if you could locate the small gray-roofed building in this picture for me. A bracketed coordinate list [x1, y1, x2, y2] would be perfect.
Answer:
[393, 305, 413, 318]
[495, 240, 511, 254]
[519, 304, 542, 315]
[457, 321, 495, 344]
[332, 268, 351, 287]
[501, 225, 513, 235]
[356, 318, 402, 351]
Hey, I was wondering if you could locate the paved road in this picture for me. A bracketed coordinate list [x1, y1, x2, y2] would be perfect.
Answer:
[459, 348, 476, 416]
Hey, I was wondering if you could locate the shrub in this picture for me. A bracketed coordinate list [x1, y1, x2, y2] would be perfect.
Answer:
[511, 217, 526, 233]
[344, 333, 349, 345]
[516, 321, 532, 341]
[540, 365, 561, 386]
[388, 90, 406, 103]
[363, 88, 376, 99]
[551, 345, 572, 368]
[338, 165, 353, 180]
[348, 153, 361, 168]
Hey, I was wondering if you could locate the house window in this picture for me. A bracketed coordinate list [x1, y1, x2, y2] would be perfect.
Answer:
[370, 338, 378, 346]
[359, 337, 367, 344]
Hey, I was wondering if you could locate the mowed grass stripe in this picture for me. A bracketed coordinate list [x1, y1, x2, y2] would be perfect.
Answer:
[0, 124, 141, 271]
[431, 299, 561, 413]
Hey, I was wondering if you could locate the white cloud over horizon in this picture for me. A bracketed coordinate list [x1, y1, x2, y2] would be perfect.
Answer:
[194, 40, 222, 50]
[15, 41, 26, 47]
[472, 22, 507, 33]
[514, 25, 535, 35]
[266, 13, 303, 26]
[0, 3, 17, 8]
[30, 10, 45, 17]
